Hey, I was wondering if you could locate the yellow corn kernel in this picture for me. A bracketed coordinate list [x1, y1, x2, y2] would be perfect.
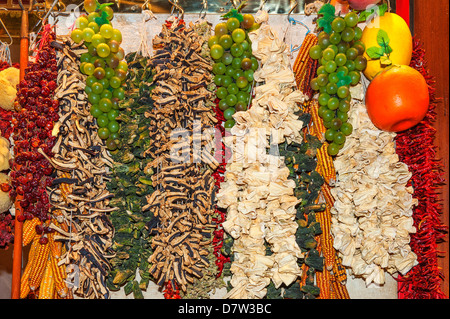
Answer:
[28, 239, 51, 291]
[22, 218, 40, 247]
[38, 262, 55, 299]
[51, 254, 68, 298]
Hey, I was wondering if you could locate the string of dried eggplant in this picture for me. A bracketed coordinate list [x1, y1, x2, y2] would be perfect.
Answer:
[44, 36, 116, 299]
[105, 52, 156, 298]
[143, 18, 222, 297]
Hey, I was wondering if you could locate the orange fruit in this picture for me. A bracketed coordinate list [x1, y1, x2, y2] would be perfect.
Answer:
[365, 65, 429, 132]
[361, 13, 412, 80]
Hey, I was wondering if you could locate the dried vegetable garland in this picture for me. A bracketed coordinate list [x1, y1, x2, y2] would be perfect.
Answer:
[24, 35, 116, 299]
[218, 11, 308, 299]
[106, 52, 156, 299]
[330, 91, 418, 287]
[143, 18, 223, 297]
[396, 38, 448, 299]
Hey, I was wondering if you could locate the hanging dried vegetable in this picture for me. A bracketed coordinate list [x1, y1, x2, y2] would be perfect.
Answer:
[218, 11, 308, 299]
[105, 52, 156, 299]
[143, 18, 222, 297]
[330, 91, 418, 287]
[35, 35, 116, 299]
[396, 38, 448, 299]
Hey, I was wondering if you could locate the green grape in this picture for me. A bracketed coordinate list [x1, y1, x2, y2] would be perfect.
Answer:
[115, 69, 127, 82]
[88, 22, 100, 33]
[328, 44, 338, 55]
[354, 56, 367, 71]
[240, 40, 250, 51]
[90, 104, 102, 118]
[108, 40, 120, 53]
[318, 33, 331, 49]
[331, 17, 346, 32]
[93, 67, 106, 80]
[99, 78, 110, 89]
[241, 58, 252, 70]
[337, 66, 349, 76]
[91, 34, 105, 48]
[231, 57, 242, 70]
[230, 43, 244, 57]
[225, 94, 237, 107]
[327, 96, 339, 110]
[244, 69, 254, 82]
[100, 24, 114, 39]
[85, 0, 98, 14]
[338, 99, 350, 112]
[84, 85, 92, 95]
[86, 75, 97, 87]
[98, 127, 110, 140]
[219, 99, 228, 111]
[76, 16, 89, 30]
[333, 132, 346, 145]
[91, 82, 104, 94]
[341, 27, 355, 42]
[221, 75, 233, 87]
[235, 101, 247, 112]
[327, 142, 340, 156]
[82, 27, 95, 42]
[328, 72, 339, 84]
[335, 53, 347, 67]
[115, 48, 125, 60]
[106, 137, 117, 151]
[216, 87, 228, 99]
[337, 42, 350, 54]
[309, 45, 322, 60]
[99, 98, 113, 113]
[337, 86, 350, 99]
[227, 83, 239, 95]
[232, 69, 244, 81]
[318, 106, 328, 118]
[108, 120, 119, 133]
[87, 10, 100, 22]
[322, 48, 336, 61]
[101, 89, 113, 100]
[251, 57, 259, 71]
[344, 12, 359, 28]
[330, 118, 343, 130]
[219, 34, 233, 50]
[354, 27, 363, 41]
[109, 76, 121, 89]
[214, 75, 223, 86]
[340, 122, 353, 136]
[317, 74, 328, 87]
[215, 22, 228, 37]
[318, 92, 330, 106]
[224, 107, 236, 120]
[326, 82, 338, 95]
[325, 60, 337, 73]
[80, 52, 91, 64]
[210, 44, 224, 60]
[322, 109, 335, 123]
[323, 120, 332, 129]
[110, 29, 122, 43]
[325, 128, 337, 142]
[232, 28, 246, 43]
[352, 42, 366, 56]
[310, 78, 320, 91]
[241, 14, 255, 29]
[329, 31, 341, 45]
[349, 71, 361, 85]
[93, 58, 106, 68]
[71, 29, 83, 43]
[227, 17, 240, 32]
[345, 60, 356, 72]
[222, 52, 233, 65]
[213, 62, 226, 75]
[83, 63, 95, 76]
[317, 66, 327, 75]
[117, 61, 128, 72]
[224, 119, 235, 130]
[236, 76, 248, 89]
[319, 85, 327, 94]
[208, 35, 219, 48]
[88, 92, 100, 104]
[337, 110, 349, 122]
[87, 43, 98, 56]
[113, 87, 125, 100]
[346, 47, 359, 61]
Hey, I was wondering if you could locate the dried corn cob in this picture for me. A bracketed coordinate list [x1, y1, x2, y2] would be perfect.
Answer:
[51, 253, 68, 298]
[293, 33, 319, 99]
[20, 238, 39, 298]
[28, 238, 51, 291]
[22, 217, 40, 246]
[315, 263, 331, 299]
[39, 262, 55, 299]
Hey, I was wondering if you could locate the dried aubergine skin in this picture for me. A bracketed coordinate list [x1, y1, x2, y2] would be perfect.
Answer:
[106, 53, 156, 298]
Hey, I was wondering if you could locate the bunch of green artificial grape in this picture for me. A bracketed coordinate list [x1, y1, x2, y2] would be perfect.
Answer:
[70, 0, 127, 151]
[208, 14, 260, 130]
[309, 11, 367, 156]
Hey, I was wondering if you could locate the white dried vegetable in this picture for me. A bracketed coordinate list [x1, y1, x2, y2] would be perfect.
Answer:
[217, 11, 307, 299]
[330, 99, 418, 287]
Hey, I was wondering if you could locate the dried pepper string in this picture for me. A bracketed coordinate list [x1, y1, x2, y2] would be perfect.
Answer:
[395, 37, 448, 299]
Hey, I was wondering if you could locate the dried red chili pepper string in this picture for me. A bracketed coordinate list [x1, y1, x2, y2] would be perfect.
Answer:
[0, 60, 20, 249]
[396, 37, 448, 299]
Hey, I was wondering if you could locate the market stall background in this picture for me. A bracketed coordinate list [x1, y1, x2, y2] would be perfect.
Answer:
[0, 0, 448, 299]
